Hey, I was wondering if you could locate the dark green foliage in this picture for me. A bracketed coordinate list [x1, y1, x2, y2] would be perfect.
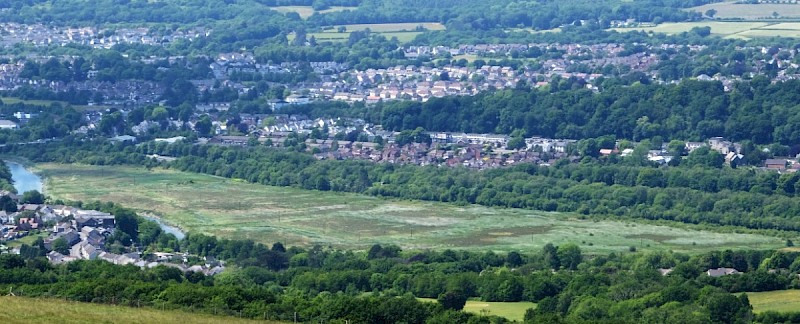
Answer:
[52, 237, 70, 255]
[20, 190, 44, 204]
[437, 290, 468, 310]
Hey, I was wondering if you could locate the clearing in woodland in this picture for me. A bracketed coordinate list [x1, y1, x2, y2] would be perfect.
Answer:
[37, 163, 785, 253]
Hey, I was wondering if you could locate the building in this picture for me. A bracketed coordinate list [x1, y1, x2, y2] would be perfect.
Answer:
[765, 159, 788, 171]
[706, 268, 740, 277]
[0, 119, 18, 130]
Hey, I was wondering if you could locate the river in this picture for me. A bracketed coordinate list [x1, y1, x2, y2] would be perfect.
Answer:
[6, 161, 42, 194]
[141, 214, 186, 240]
[4, 161, 186, 240]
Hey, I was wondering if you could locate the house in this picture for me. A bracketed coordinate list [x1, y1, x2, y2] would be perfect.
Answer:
[285, 94, 310, 105]
[0, 119, 18, 129]
[765, 159, 788, 171]
[707, 267, 739, 277]
[110, 135, 137, 143]
[70, 241, 101, 260]
[685, 142, 706, 152]
[725, 152, 743, 166]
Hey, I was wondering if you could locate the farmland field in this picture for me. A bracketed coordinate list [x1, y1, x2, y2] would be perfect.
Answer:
[418, 298, 536, 321]
[745, 290, 800, 313]
[269, 5, 357, 19]
[0, 296, 271, 324]
[610, 21, 800, 39]
[307, 31, 423, 43]
[37, 163, 785, 253]
[689, 2, 800, 20]
[293, 22, 443, 43]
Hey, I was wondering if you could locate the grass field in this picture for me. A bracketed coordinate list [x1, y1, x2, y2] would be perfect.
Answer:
[299, 22, 444, 43]
[0, 296, 272, 324]
[745, 290, 800, 313]
[269, 5, 357, 19]
[35, 163, 786, 253]
[610, 20, 800, 39]
[689, 2, 800, 20]
[418, 298, 536, 321]
[307, 31, 423, 43]
[0, 97, 108, 111]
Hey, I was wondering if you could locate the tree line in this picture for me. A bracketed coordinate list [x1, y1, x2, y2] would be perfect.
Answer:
[7, 232, 800, 323]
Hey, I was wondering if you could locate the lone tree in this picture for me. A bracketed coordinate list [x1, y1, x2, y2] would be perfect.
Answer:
[705, 9, 717, 18]
[438, 290, 468, 311]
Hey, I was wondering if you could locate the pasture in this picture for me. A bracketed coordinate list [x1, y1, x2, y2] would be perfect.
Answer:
[418, 298, 536, 321]
[37, 163, 785, 253]
[610, 21, 800, 39]
[689, 2, 800, 20]
[745, 290, 800, 313]
[0, 296, 270, 324]
[292, 22, 443, 43]
[269, 5, 356, 19]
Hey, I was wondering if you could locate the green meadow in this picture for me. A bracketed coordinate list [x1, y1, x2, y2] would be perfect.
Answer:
[746, 290, 800, 313]
[0, 296, 272, 324]
[269, 5, 357, 19]
[689, 2, 800, 20]
[612, 21, 800, 39]
[295, 22, 445, 43]
[38, 163, 785, 253]
[418, 298, 536, 322]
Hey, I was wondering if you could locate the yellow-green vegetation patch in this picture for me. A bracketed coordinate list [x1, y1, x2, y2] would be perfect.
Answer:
[763, 22, 800, 30]
[269, 5, 357, 19]
[380, 31, 423, 42]
[507, 27, 562, 34]
[335, 22, 445, 32]
[0, 97, 108, 111]
[745, 290, 800, 313]
[417, 298, 536, 322]
[0, 296, 270, 324]
[38, 163, 785, 253]
[301, 29, 426, 43]
[611, 22, 770, 36]
[737, 28, 800, 38]
[689, 2, 800, 20]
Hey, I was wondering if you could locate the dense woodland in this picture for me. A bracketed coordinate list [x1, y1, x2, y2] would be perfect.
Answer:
[363, 78, 800, 146]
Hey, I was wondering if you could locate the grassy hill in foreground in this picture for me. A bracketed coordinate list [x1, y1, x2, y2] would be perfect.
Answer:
[36, 163, 785, 254]
[0, 296, 273, 324]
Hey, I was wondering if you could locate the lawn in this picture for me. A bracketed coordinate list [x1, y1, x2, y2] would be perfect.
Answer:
[37, 163, 786, 253]
[418, 298, 536, 321]
[745, 290, 800, 313]
[269, 5, 357, 19]
[689, 2, 800, 20]
[0, 296, 273, 324]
